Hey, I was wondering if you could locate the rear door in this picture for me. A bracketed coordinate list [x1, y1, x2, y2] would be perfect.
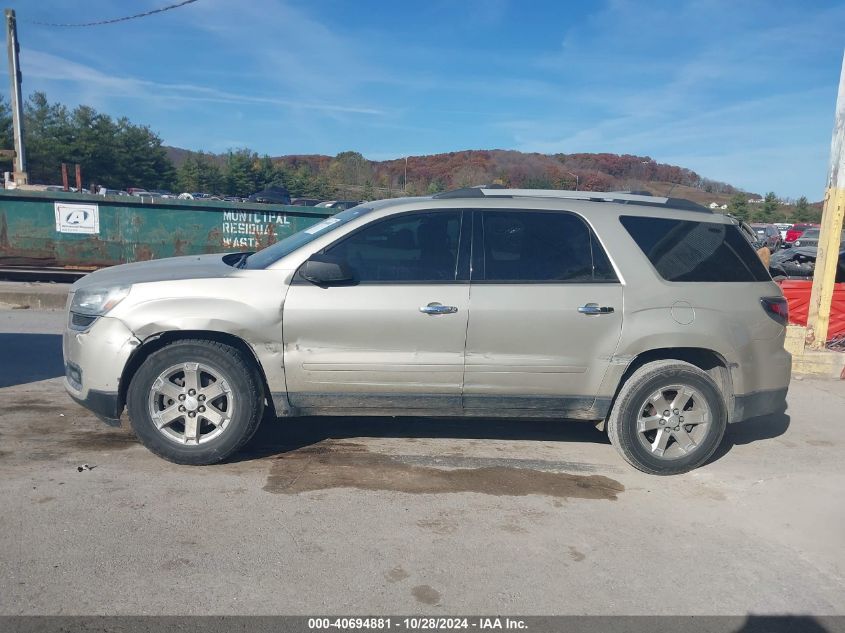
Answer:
[463, 209, 623, 417]
[282, 209, 470, 412]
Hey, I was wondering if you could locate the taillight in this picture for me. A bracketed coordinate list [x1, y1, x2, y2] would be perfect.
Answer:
[761, 296, 788, 325]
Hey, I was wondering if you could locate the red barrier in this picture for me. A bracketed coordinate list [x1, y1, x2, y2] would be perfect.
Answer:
[778, 280, 845, 338]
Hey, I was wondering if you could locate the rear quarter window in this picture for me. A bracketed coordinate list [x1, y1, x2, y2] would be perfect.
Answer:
[620, 216, 771, 282]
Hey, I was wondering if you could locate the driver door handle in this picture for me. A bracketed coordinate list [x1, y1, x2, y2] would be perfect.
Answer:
[420, 302, 458, 315]
[578, 303, 615, 315]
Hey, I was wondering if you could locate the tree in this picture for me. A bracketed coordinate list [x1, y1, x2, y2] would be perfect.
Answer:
[255, 155, 285, 190]
[21, 91, 177, 189]
[23, 92, 69, 184]
[760, 191, 779, 222]
[0, 96, 12, 151]
[177, 152, 223, 194]
[224, 149, 259, 197]
[328, 151, 370, 188]
[728, 193, 749, 221]
[794, 196, 811, 222]
[426, 179, 445, 195]
[0, 96, 13, 173]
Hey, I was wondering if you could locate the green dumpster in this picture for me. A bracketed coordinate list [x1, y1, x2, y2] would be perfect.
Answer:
[0, 189, 335, 270]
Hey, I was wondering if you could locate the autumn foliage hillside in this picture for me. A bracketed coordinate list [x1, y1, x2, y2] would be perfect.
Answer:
[166, 146, 751, 202]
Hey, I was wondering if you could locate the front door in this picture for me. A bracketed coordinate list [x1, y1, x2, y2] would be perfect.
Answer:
[463, 209, 623, 417]
[283, 209, 470, 412]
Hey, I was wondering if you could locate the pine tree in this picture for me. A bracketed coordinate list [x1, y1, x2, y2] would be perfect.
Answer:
[761, 192, 779, 221]
[224, 149, 258, 197]
[728, 193, 749, 221]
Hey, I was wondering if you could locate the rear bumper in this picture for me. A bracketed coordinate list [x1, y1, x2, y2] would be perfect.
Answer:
[731, 387, 788, 423]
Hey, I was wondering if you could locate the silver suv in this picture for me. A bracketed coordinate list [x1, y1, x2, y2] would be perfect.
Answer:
[63, 188, 791, 474]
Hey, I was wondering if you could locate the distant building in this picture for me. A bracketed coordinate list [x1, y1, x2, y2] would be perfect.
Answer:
[748, 198, 764, 204]
[708, 202, 729, 210]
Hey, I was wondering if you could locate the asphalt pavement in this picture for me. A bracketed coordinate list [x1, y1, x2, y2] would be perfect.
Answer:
[0, 307, 844, 617]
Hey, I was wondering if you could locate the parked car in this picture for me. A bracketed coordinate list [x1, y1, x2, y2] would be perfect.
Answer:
[770, 244, 845, 282]
[750, 223, 782, 252]
[735, 219, 766, 250]
[291, 198, 323, 207]
[127, 188, 153, 197]
[63, 188, 790, 475]
[97, 187, 129, 197]
[248, 185, 291, 205]
[315, 200, 362, 211]
[773, 223, 792, 240]
[784, 222, 817, 247]
[149, 190, 175, 198]
[790, 227, 845, 249]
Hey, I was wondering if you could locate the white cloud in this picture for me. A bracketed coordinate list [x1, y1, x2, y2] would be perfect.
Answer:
[20, 49, 385, 115]
[500, 0, 845, 197]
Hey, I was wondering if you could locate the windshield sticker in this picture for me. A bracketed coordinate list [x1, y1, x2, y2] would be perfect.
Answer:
[304, 217, 342, 234]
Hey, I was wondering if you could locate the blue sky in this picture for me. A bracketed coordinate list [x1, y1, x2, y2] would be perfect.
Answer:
[3, 0, 845, 198]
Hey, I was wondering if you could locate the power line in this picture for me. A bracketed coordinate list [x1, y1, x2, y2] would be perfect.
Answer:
[27, 0, 199, 27]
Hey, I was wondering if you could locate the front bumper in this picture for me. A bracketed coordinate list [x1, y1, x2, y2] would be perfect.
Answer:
[67, 388, 122, 426]
[63, 315, 140, 425]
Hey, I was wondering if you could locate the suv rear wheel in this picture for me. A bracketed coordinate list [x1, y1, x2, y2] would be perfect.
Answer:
[126, 339, 264, 465]
[607, 360, 727, 475]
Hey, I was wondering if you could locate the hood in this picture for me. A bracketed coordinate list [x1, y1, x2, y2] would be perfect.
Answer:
[72, 253, 238, 291]
[771, 246, 818, 263]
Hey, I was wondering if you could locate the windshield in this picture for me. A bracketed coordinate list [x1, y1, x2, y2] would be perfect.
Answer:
[800, 229, 820, 239]
[244, 206, 372, 269]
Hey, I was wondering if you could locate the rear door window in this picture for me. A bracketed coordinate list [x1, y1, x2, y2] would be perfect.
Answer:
[620, 216, 770, 282]
[477, 210, 618, 283]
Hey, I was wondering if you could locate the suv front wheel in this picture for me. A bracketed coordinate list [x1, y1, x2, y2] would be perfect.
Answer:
[607, 360, 727, 475]
[126, 339, 265, 465]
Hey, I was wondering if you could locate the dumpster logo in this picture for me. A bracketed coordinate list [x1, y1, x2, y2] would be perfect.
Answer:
[55, 202, 100, 235]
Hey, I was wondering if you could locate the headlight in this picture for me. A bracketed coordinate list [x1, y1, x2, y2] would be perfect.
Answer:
[794, 241, 801, 246]
[71, 285, 131, 316]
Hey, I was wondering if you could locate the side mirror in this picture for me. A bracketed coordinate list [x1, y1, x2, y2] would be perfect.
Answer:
[299, 253, 354, 285]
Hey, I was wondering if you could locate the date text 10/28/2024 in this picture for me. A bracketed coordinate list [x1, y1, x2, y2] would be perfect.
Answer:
[308, 618, 527, 630]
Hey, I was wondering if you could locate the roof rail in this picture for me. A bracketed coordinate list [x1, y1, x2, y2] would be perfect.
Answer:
[432, 187, 710, 212]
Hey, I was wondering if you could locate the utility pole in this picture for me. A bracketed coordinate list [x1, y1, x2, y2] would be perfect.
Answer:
[565, 171, 579, 191]
[806, 50, 845, 349]
[5, 8, 26, 184]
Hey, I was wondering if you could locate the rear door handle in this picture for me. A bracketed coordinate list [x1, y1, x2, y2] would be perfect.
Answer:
[578, 303, 615, 315]
[420, 302, 458, 315]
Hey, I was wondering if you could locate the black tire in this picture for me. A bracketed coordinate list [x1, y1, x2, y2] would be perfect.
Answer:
[126, 339, 264, 465]
[607, 360, 727, 475]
